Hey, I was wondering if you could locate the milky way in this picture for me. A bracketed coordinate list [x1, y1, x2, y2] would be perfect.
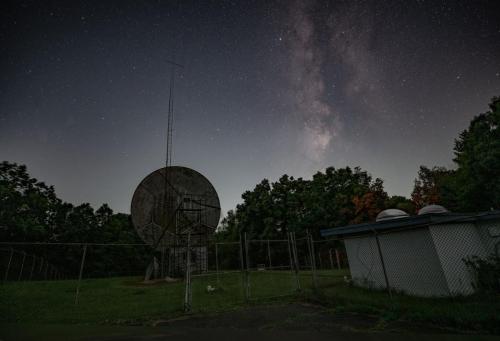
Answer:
[289, 0, 338, 163]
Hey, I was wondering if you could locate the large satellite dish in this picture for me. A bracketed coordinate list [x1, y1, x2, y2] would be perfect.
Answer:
[131, 166, 221, 248]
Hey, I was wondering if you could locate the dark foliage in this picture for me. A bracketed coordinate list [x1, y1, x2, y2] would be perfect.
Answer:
[411, 96, 500, 212]
[0, 161, 147, 277]
[217, 167, 395, 240]
[464, 255, 500, 294]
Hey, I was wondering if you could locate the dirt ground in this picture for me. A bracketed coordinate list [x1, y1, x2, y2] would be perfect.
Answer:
[1, 303, 498, 341]
[155, 303, 423, 332]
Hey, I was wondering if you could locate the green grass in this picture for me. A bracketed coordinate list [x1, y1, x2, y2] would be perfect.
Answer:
[0, 271, 303, 324]
[311, 272, 500, 333]
[1, 269, 499, 333]
[1, 277, 183, 324]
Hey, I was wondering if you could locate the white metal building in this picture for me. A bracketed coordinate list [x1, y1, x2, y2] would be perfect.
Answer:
[321, 207, 500, 297]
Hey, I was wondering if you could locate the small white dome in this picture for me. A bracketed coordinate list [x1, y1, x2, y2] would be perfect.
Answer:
[376, 209, 409, 222]
[418, 204, 449, 215]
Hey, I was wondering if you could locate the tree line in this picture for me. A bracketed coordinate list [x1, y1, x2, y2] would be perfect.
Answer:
[1, 96, 498, 247]
[0, 161, 140, 245]
[0, 162, 146, 277]
[411, 97, 500, 212]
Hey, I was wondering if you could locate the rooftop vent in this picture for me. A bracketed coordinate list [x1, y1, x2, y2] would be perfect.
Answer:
[376, 209, 409, 222]
[418, 204, 449, 215]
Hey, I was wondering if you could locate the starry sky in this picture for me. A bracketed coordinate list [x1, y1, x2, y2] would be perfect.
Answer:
[1, 0, 500, 217]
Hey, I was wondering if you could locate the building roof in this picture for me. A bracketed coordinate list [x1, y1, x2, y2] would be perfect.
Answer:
[320, 210, 500, 238]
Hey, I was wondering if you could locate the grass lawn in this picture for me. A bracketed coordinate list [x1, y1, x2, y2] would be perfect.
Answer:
[1, 277, 183, 324]
[0, 271, 299, 324]
[312, 270, 500, 334]
[1, 269, 499, 333]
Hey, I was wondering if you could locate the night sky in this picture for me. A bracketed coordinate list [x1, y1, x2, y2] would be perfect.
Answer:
[1, 0, 500, 217]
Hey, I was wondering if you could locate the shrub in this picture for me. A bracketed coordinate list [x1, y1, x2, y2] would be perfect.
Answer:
[464, 255, 500, 294]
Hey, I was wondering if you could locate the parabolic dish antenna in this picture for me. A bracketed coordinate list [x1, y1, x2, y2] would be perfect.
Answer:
[131, 166, 221, 248]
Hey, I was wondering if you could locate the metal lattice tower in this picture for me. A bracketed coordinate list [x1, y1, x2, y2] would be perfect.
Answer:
[130, 60, 221, 279]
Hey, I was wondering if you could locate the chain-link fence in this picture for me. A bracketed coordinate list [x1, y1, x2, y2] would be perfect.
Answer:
[0, 243, 172, 323]
[1, 221, 499, 330]
[0, 233, 324, 320]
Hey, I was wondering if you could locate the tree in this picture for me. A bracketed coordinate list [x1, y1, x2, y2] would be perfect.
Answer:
[411, 166, 456, 211]
[216, 166, 390, 241]
[351, 178, 388, 224]
[0, 161, 60, 242]
[385, 195, 415, 214]
[0, 161, 146, 276]
[453, 96, 500, 211]
[217, 209, 238, 240]
[410, 96, 500, 212]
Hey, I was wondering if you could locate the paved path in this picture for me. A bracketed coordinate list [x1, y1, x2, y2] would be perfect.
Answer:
[1, 303, 497, 341]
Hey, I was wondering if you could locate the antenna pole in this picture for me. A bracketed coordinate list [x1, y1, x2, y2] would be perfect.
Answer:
[161, 59, 184, 278]
[163, 60, 183, 216]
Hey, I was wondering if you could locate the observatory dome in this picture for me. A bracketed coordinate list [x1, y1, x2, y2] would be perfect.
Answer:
[376, 209, 409, 222]
[418, 204, 449, 215]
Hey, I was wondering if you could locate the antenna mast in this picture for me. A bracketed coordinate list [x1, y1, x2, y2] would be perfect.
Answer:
[165, 59, 183, 169]
[163, 59, 184, 236]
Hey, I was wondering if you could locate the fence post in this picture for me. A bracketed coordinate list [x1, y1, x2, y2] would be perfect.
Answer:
[238, 234, 246, 301]
[373, 230, 392, 298]
[160, 247, 165, 279]
[244, 232, 250, 300]
[287, 233, 294, 276]
[307, 231, 318, 289]
[18, 251, 27, 281]
[287, 232, 301, 291]
[291, 232, 301, 285]
[39, 257, 44, 273]
[29, 255, 36, 280]
[44, 261, 49, 280]
[215, 243, 220, 286]
[310, 234, 318, 287]
[329, 249, 334, 270]
[168, 248, 172, 276]
[4, 247, 14, 282]
[335, 249, 341, 270]
[74, 244, 88, 305]
[267, 239, 272, 269]
[184, 232, 192, 312]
